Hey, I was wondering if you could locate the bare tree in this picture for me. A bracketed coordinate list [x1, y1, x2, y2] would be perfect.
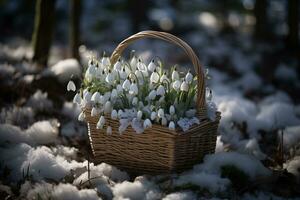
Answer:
[254, 0, 268, 39]
[287, 0, 299, 49]
[32, 0, 56, 67]
[69, 0, 81, 61]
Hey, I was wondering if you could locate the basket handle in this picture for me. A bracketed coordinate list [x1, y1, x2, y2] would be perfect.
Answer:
[110, 30, 206, 110]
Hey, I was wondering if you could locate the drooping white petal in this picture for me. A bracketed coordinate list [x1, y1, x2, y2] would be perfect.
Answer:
[157, 108, 164, 118]
[132, 97, 138, 106]
[118, 110, 123, 118]
[83, 91, 92, 102]
[148, 90, 157, 100]
[73, 93, 81, 104]
[180, 81, 189, 92]
[67, 80, 76, 91]
[161, 117, 167, 126]
[97, 115, 105, 129]
[156, 85, 165, 96]
[78, 111, 85, 121]
[137, 59, 147, 71]
[113, 60, 122, 71]
[105, 71, 115, 84]
[143, 119, 152, 129]
[130, 56, 137, 71]
[129, 82, 138, 95]
[119, 68, 127, 80]
[91, 92, 101, 103]
[111, 89, 118, 100]
[91, 107, 99, 117]
[137, 110, 143, 120]
[172, 80, 181, 91]
[160, 73, 169, 83]
[172, 69, 179, 81]
[122, 79, 131, 91]
[104, 101, 112, 114]
[185, 70, 193, 83]
[169, 105, 175, 115]
[101, 57, 111, 67]
[147, 60, 156, 72]
[150, 111, 157, 120]
[111, 110, 118, 120]
[150, 71, 160, 83]
[168, 121, 175, 130]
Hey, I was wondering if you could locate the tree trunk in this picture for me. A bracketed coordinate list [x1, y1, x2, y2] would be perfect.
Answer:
[32, 0, 56, 67]
[69, 0, 81, 61]
[254, 0, 268, 39]
[287, 0, 299, 49]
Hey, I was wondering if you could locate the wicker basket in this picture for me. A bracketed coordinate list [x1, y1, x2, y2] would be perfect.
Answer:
[84, 31, 221, 175]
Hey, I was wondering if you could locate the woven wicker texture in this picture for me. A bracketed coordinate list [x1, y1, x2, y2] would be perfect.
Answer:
[86, 31, 221, 174]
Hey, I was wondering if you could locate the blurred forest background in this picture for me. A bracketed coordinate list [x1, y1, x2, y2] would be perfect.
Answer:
[0, 0, 299, 105]
[0, 0, 300, 199]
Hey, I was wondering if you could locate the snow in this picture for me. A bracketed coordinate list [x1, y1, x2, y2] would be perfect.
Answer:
[256, 102, 300, 130]
[45, 59, 82, 83]
[275, 64, 298, 81]
[281, 125, 300, 148]
[162, 191, 197, 200]
[112, 176, 161, 200]
[26, 90, 53, 111]
[0, 120, 59, 145]
[174, 152, 270, 193]
[23, 182, 101, 200]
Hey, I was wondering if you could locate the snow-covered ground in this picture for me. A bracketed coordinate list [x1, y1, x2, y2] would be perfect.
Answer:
[0, 1, 300, 198]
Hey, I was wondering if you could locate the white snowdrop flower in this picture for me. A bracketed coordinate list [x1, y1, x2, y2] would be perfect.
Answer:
[130, 56, 137, 71]
[97, 115, 105, 129]
[180, 80, 189, 92]
[116, 84, 123, 94]
[143, 119, 152, 129]
[88, 59, 96, 68]
[91, 107, 99, 117]
[104, 101, 112, 114]
[119, 67, 127, 80]
[106, 126, 112, 134]
[156, 85, 165, 96]
[85, 65, 96, 82]
[160, 72, 169, 83]
[129, 81, 138, 95]
[95, 67, 103, 79]
[150, 111, 157, 120]
[113, 59, 122, 71]
[172, 80, 181, 91]
[122, 78, 131, 91]
[83, 91, 92, 102]
[148, 90, 156, 100]
[67, 80, 76, 91]
[168, 121, 175, 130]
[137, 110, 143, 120]
[83, 89, 88, 96]
[185, 70, 193, 83]
[169, 105, 175, 115]
[150, 69, 160, 83]
[142, 69, 149, 77]
[147, 60, 156, 72]
[172, 67, 179, 81]
[158, 108, 164, 118]
[118, 109, 123, 118]
[132, 97, 138, 106]
[73, 93, 81, 104]
[91, 92, 101, 103]
[101, 56, 111, 67]
[138, 101, 144, 108]
[99, 95, 105, 104]
[111, 109, 118, 120]
[105, 70, 115, 84]
[161, 117, 167, 126]
[158, 96, 165, 103]
[111, 89, 118, 100]
[137, 59, 147, 71]
[78, 111, 85, 121]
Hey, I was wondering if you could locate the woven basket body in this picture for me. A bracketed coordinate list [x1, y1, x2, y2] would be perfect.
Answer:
[85, 31, 221, 174]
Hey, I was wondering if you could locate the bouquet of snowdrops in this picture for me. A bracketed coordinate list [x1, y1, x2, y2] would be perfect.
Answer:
[67, 53, 216, 134]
